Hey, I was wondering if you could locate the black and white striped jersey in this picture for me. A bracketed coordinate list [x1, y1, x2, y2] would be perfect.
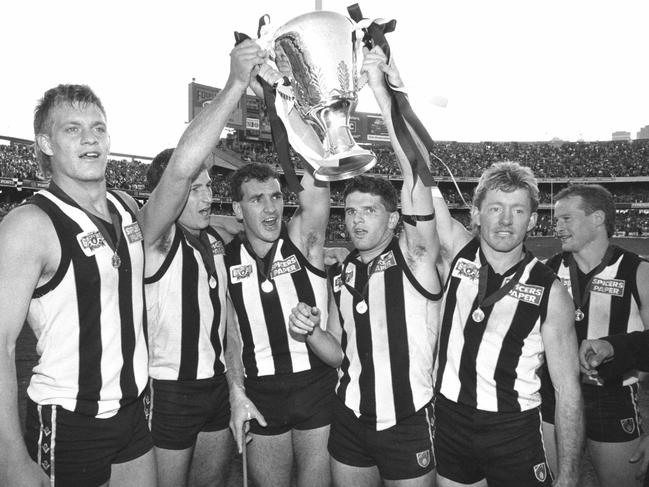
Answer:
[226, 225, 329, 378]
[331, 238, 442, 430]
[145, 224, 227, 380]
[436, 239, 555, 412]
[26, 190, 148, 418]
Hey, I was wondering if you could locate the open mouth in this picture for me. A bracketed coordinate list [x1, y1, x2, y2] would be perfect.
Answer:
[79, 151, 100, 159]
[262, 217, 277, 229]
[199, 207, 210, 217]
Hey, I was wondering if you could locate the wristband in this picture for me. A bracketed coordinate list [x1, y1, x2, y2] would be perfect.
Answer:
[402, 213, 436, 226]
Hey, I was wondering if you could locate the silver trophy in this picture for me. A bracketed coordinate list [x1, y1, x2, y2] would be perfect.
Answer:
[270, 11, 376, 181]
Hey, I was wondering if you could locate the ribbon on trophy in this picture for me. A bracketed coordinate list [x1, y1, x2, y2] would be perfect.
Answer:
[234, 24, 304, 193]
[348, 3, 436, 187]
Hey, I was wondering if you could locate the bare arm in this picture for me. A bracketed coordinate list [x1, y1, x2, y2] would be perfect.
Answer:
[209, 214, 243, 245]
[287, 169, 330, 268]
[224, 295, 266, 453]
[141, 40, 266, 247]
[362, 46, 441, 293]
[0, 207, 51, 486]
[542, 280, 584, 487]
[431, 188, 473, 263]
[288, 283, 344, 368]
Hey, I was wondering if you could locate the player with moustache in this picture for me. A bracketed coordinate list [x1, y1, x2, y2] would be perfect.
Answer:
[431, 161, 584, 487]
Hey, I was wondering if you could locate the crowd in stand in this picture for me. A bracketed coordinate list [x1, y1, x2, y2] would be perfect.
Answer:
[2, 138, 649, 240]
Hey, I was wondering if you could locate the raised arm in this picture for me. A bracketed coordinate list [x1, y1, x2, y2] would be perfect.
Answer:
[0, 206, 52, 486]
[431, 187, 473, 263]
[141, 39, 266, 246]
[361, 46, 440, 292]
[541, 280, 584, 487]
[286, 169, 330, 268]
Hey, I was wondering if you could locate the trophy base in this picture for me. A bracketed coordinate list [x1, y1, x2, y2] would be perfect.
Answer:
[313, 153, 377, 182]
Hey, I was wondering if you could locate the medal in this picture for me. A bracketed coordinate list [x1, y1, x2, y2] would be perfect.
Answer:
[209, 276, 217, 289]
[472, 308, 485, 322]
[111, 253, 121, 268]
[355, 301, 368, 314]
[261, 280, 274, 293]
[575, 309, 584, 322]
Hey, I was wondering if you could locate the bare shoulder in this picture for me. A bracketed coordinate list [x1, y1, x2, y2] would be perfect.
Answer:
[0, 204, 59, 281]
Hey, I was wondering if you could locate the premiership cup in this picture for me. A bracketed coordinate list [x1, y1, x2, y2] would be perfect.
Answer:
[271, 11, 376, 181]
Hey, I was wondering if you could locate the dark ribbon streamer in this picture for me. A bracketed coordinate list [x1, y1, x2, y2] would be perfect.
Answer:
[348, 4, 435, 187]
[234, 28, 303, 194]
[340, 247, 386, 310]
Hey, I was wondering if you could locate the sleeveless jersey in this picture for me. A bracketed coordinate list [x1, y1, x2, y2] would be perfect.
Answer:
[330, 238, 442, 431]
[26, 190, 147, 418]
[145, 224, 228, 380]
[547, 245, 645, 386]
[226, 225, 328, 378]
[436, 239, 555, 412]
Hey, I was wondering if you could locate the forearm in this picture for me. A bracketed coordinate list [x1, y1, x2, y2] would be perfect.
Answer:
[306, 328, 343, 368]
[0, 349, 31, 464]
[554, 384, 585, 484]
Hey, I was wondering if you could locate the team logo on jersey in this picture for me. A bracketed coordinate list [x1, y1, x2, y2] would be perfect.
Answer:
[210, 239, 225, 255]
[621, 417, 636, 434]
[77, 230, 107, 256]
[452, 258, 480, 281]
[590, 277, 625, 297]
[230, 264, 253, 283]
[124, 222, 143, 244]
[333, 268, 354, 292]
[373, 251, 397, 273]
[270, 254, 301, 278]
[508, 283, 545, 306]
[416, 449, 431, 468]
[533, 462, 547, 482]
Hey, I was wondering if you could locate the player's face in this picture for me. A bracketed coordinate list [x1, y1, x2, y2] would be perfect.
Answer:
[38, 102, 109, 183]
[178, 169, 212, 235]
[554, 196, 597, 252]
[344, 191, 396, 254]
[473, 188, 536, 254]
[233, 177, 284, 247]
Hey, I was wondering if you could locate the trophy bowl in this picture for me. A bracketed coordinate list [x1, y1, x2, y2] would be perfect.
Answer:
[272, 11, 376, 181]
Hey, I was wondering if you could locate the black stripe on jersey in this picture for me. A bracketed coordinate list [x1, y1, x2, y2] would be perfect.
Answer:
[260, 258, 293, 375]
[144, 228, 181, 284]
[225, 244, 259, 377]
[456, 293, 488, 408]
[179, 236, 201, 380]
[383, 266, 415, 417]
[330, 265, 351, 402]
[353, 265, 377, 421]
[493, 263, 546, 411]
[113, 202, 138, 406]
[28, 196, 72, 299]
[435, 240, 480, 396]
[206, 227, 225, 376]
[285, 239, 327, 371]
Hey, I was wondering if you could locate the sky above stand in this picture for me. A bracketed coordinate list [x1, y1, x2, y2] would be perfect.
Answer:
[1, 0, 648, 157]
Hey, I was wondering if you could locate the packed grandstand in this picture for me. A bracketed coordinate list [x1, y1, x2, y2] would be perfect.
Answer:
[1, 136, 649, 243]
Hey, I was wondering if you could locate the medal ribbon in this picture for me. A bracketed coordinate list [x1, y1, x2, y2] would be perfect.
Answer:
[567, 246, 615, 317]
[47, 182, 123, 265]
[178, 224, 218, 291]
[475, 251, 534, 315]
[242, 237, 280, 290]
[340, 248, 386, 310]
